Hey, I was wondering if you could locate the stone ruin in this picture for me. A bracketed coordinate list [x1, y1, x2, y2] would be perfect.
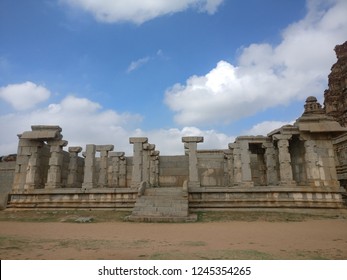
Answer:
[0, 41, 347, 221]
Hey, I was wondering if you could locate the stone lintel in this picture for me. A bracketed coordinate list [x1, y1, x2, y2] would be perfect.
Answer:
[143, 143, 155, 150]
[31, 125, 62, 132]
[21, 130, 61, 140]
[129, 137, 148, 144]
[235, 136, 269, 142]
[182, 136, 204, 143]
[96, 145, 114, 152]
[272, 134, 293, 141]
[68, 146, 82, 153]
[109, 151, 125, 157]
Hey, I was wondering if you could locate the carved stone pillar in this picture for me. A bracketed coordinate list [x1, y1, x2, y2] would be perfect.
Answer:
[150, 150, 160, 186]
[67, 146, 82, 188]
[223, 149, 233, 186]
[119, 155, 127, 187]
[304, 139, 322, 186]
[45, 140, 68, 189]
[230, 142, 242, 186]
[82, 144, 96, 189]
[182, 136, 203, 187]
[13, 137, 32, 191]
[108, 151, 125, 187]
[129, 137, 148, 187]
[24, 145, 43, 190]
[239, 140, 254, 187]
[96, 145, 114, 187]
[273, 135, 296, 186]
[143, 143, 155, 184]
[263, 142, 279, 185]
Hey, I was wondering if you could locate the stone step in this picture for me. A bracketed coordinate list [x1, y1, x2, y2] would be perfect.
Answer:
[125, 186, 196, 222]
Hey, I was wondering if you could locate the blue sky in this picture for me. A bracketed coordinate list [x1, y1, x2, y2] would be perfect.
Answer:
[0, 0, 346, 155]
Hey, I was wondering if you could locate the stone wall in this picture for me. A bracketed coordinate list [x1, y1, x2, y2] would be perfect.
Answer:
[0, 161, 15, 209]
[333, 133, 347, 189]
[158, 156, 188, 187]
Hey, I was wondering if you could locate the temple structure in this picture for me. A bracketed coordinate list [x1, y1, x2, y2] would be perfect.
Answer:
[0, 42, 347, 221]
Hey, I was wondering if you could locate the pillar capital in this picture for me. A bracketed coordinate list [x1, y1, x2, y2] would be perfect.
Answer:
[143, 143, 155, 150]
[272, 134, 292, 141]
[96, 145, 114, 152]
[129, 137, 148, 144]
[68, 146, 82, 154]
[182, 136, 204, 143]
[109, 151, 125, 158]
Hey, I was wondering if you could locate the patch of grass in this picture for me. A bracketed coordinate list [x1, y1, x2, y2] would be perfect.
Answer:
[180, 241, 207, 247]
[196, 210, 347, 223]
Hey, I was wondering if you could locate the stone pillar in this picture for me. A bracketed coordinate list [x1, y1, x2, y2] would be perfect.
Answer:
[96, 145, 114, 187]
[143, 143, 155, 184]
[67, 146, 82, 188]
[182, 136, 203, 187]
[24, 146, 43, 190]
[82, 144, 96, 189]
[150, 150, 160, 186]
[108, 152, 125, 187]
[273, 135, 296, 186]
[239, 140, 254, 187]
[119, 155, 127, 187]
[45, 140, 68, 189]
[230, 142, 242, 186]
[304, 139, 322, 187]
[223, 149, 233, 186]
[129, 137, 148, 187]
[263, 142, 279, 185]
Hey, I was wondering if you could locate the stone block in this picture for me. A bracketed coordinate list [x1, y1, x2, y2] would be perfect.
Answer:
[96, 145, 114, 151]
[182, 136, 204, 143]
[129, 137, 148, 144]
[68, 146, 82, 153]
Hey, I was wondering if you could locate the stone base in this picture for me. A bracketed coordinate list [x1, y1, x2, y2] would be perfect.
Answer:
[189, 186, 346, 210]
[7, 188, 138, 209]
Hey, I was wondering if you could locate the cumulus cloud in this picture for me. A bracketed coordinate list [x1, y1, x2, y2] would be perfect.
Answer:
[242, 120, 295, 136]
[0, 92, 233, 156]
[62, 0, 224, 24]
[165, 0, 347, 126]
[0, 81, 51, 111]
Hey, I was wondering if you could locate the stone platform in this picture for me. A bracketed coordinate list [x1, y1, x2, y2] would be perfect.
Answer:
[6, 188, 138, 209]
[189, 186, 346, 210]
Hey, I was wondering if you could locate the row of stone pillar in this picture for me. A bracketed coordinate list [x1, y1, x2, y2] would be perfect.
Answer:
[129, 137, 159, 188]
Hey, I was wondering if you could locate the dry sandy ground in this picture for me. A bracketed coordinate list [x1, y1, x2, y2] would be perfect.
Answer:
[1, 219, 347, 260]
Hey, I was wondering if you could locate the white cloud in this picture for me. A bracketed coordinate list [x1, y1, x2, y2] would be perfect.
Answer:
[0, 81, 51, 111]
[242, 120, 295, 136]
[165, 0, 347, 126]
[62, 0, 224, 24]
[127, 56, 150, 73]
[0, 93, 234, 156]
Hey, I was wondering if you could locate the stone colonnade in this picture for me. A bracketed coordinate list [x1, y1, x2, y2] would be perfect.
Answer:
[12, 99, 345, 192]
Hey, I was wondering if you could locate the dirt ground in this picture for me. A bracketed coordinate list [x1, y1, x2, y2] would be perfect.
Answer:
[0, 210, 347, 260]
